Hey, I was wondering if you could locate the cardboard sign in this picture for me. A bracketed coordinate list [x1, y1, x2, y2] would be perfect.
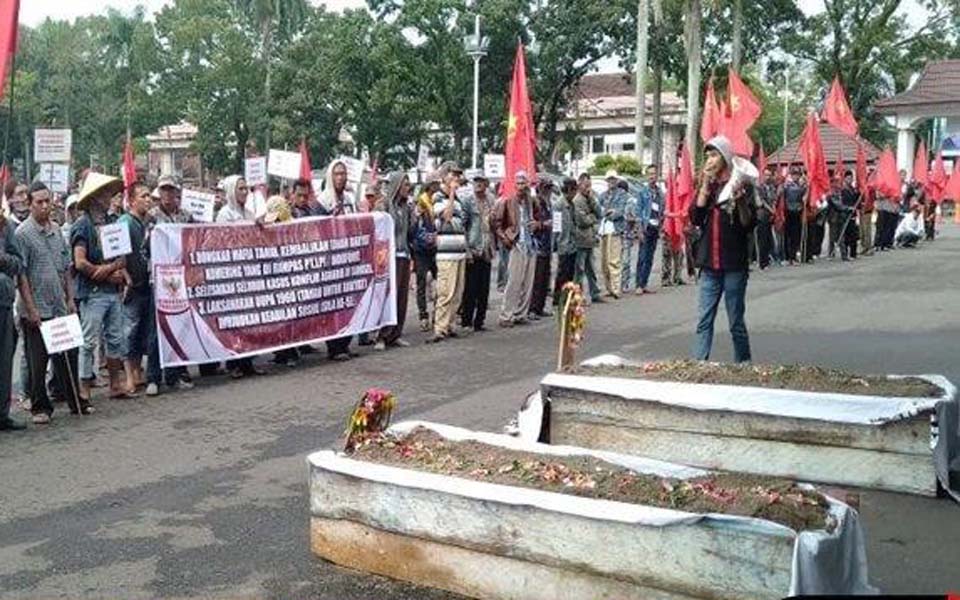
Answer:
[552, 210, 563, 233]
[40, 314, 84, 354]
[339, 156, 365, 183]
[34, 128, 73, 163]
[100, 222, 132, 259]
[267, 149, 302, 180]
[245, 156, 268, 186]
[182, 189, 216, 223]
[417, 145, 432, 172]
[38, 163, 70, 193]
[484, 154, 506, 179]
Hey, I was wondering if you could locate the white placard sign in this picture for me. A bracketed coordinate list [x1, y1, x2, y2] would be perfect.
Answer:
[244, 156, 267, 186]
[38, 163, 70, 193]
[34, 128, 73, 163]
[267, 149, 302, 180]
[417, 146, 432, 172]
[552, 210, 563, 233]
[339, 156, 365, 183]
[40, 314, 84, 354]
[484, 154, 506, 179]
[181, 189, 216, 223]
[99, 222, 132, 260]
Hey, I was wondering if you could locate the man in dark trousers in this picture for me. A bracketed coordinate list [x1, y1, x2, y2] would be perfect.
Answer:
[782, 168, 805, 265]
[689, 136, 756, 363]
[755, 166, 779, 270]
[0, 201, 25, 431]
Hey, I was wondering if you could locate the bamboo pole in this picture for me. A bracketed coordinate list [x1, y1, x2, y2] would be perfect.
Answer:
[557, 290, 575, 371]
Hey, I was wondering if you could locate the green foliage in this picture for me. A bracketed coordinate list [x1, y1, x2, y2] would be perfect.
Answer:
[588, 154, 645, 177]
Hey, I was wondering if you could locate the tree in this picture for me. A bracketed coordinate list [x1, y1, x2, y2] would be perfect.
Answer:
[635, 0, 649, 163]
[684, 0, 702, 156]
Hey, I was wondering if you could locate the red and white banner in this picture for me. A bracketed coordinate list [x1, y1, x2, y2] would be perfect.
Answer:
[150, 214, 396, 367]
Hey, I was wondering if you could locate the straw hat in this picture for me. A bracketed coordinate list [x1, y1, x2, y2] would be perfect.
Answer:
[263, 195, 292, 224]
[77, 173, 123, 210]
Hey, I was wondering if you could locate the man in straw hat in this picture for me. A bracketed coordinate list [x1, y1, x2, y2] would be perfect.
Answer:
[689, 135, 756, 363]
[70, 172, 132, 405]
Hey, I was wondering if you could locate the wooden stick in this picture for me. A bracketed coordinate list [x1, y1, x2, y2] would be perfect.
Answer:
[556, 290, 574, 371]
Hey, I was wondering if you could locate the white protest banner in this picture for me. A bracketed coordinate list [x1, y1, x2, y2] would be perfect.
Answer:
[181, 189, 216, 223]
[34, 128, 73, 163]
[552, 210, 563, 233]
[150, 214, 397, 368]
[245, 156, 268, 186]
[417, 145, 432, 172]
[38, 163, 70, 193]
[100, 222, 132, 260]
[340, 156, 365, 183]
[484, 154, 506, 179]
[40, 314, 84, 354]
[267, 149, 302, 180]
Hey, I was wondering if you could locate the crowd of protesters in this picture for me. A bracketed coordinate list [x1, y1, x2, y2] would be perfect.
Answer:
[0, 138, 948, 432]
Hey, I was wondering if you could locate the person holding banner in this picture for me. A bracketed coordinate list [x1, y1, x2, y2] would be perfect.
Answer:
[70, 173, 131, 403]
[0, 206, 25, 431]
[16, 182, 86, 422]
[375, 172, 414, 350]
[321, 161, 358, 361]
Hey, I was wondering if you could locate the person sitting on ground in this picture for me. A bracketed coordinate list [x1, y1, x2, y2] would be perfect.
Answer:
[894, 203, 924, 248]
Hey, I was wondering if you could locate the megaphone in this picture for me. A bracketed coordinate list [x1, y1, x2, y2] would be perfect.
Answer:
[718, 156, 759, 205]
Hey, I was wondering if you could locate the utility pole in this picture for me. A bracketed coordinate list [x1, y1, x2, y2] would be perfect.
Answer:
[782, 69, 790, 147]
[635, 0, 649, 164]
[465, 14, 488, 171]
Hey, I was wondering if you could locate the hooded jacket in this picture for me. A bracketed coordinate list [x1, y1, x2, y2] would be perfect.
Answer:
[375, 172, 413, 258]
[321, 161, 356, 215]
[216, 175, 256, 223]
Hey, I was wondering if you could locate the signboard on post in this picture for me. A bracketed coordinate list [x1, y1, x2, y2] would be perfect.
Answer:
[245, 156, 268, 187]
[484, 154, 506, 179]
[38, 163, 70, 193]
[181, 189, 217, 223]
[40, 314, 84, 355]
[100, 222, 132, 260]
[267, 149, 302, 180]
[34, 129, 73, 163]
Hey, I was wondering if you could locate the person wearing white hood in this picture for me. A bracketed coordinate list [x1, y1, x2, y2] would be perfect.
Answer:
[215, 175, 266, 378]
[321, 160, 357, 361]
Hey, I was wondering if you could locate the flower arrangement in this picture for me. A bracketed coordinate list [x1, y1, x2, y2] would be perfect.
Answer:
[344, 388, 397, 452]
[559, 282, 586, 348]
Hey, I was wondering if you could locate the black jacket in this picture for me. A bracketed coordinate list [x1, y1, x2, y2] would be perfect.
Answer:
[689, 182, 756, 272]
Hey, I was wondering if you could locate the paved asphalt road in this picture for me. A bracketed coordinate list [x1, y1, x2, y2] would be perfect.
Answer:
[2, 224, 959, 599]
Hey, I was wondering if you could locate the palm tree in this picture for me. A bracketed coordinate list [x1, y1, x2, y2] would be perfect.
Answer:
[232, 0, 309, 152]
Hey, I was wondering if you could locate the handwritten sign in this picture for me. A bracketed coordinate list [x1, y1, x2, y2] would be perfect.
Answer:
[552, 210, 563, 233]
[484, 154, 505, 179]
[267, 149, 302, 180]
[38, 163, 70, 193]
[245, 156, 268, 186]
[182, 189, 216, 223]
[34, 128, 73, 163]
[417, 145, 432, 172]
[40, 314, 84, 354]
[339, 156, 365, 183]
[100, 222, 132, 260]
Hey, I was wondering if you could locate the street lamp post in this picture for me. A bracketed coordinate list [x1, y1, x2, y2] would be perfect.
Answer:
[464, 15, 489, 171]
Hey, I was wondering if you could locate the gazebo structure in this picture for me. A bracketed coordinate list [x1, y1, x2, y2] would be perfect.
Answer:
[874, 59, 960, 171]
[767, 121, 881, 169]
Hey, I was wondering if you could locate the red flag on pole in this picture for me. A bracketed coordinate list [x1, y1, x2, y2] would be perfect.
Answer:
[756, 143, 768, 177]
[502, 43, 537, 200]
[799, 113, 830, 208]
[855, 143, 868, 193]
[833, 149, 845, 182]
[927, 151, 947, 203]
[676, 144, 694, 212]
[944, 165, 960, 202]
[727, 68, 762, 129]
[700, 77, 721, 144]
[298, 139, 312, 183]
[0, 0, 19, 103]
[913, 140, 928, 185]
[822, 76, 858, 136]
[122, 140, 137, 190]
[874, 148, 901, 199]
[663, 169, 685, 252]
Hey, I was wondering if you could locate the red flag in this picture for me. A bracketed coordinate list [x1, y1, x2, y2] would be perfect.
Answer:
[298, 139, 312, 183]
[926, 151, 947, 203]
[822, 76, 858, 136]
[756, 143, 768, 177]
[855, 143, 868, 193]
[663, 169, 685, 252]
[727, 69, 762, 129]
[0, 162, 9, 188]
[944, 166, 960, 202]
[799, 113, 830, 208]
[913, 140, 927, 185]
[874, 148, 900, 199]
[502, 43, 537, 200]
[833, 149, 845, 183]
[122, 140, 137, 190]
[0, 0, 19, 103]
[700, 77, 721, 144]
[676, 144, 694, 212]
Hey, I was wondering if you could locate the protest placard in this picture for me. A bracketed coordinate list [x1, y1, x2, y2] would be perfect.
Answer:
[245, 156, 268, 186]
[40, 314, 84, 355]
[38, 163, 70, 193]
[100, 222, 132, 260]
[417, 145, 432, 172]
[552, 210, 563, 233]
[34, 129, 73, 163]
[484, 154, 506, 179]
[340, 156, 365, 183]
[181, 189, 217, 223]
[267, 149, 302, 180]
[150, 215, 397, 367]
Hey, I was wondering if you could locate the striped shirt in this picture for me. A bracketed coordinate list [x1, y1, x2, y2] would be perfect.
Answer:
[16, 216, 70, 319]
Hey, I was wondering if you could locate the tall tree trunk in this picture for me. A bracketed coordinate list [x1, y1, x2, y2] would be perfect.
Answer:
[684, 0, 703, 157]
[731, 0, 743, 71]
[262, 17, 274, 152]
[634, 0, 649, 163]
[651, 63, 663, 171]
